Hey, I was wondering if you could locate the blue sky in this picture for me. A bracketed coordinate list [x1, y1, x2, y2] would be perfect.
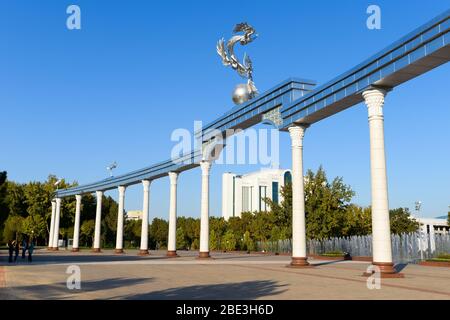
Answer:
[1, 1, 449, 219]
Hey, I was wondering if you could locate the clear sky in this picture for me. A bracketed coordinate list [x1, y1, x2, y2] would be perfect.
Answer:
[1, 1, 449, 220]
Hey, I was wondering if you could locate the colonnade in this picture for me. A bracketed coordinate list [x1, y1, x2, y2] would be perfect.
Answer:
[48, 87, 399, 276]
[48, 160, 213, 260]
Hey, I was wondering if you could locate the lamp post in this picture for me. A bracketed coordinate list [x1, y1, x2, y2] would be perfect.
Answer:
[415, 201, 424, 260]
[54, 178, 61, 191]
[107, 162, 117, 178]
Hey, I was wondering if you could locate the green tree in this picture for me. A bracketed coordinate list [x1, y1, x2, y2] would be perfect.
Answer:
[242, 230, 255, 251]
[389, 207, 419, 234]
[447, 210, 450, 227]
[3, 215, 24, 241]
[209, 217, 226, 250]
[304, 166, 354, 240]
[150, 218, 168, 249]
[80, 219, 95, 247]
[124, 219, 141, 248]
[209, 231, 218, 251]
[342, 204, 372, 236]
[5, 181, 26, 217]
[250, 211, 274, 250]
[101, 195, 119, 247]
[176, 227, 187, 250]
[222, 230, 237, 251]
[264, 183, 292, 239]
[227, 216, 245, 249]
[182, 217, 200, 249]
[22, 214, 47, 243]
[0, 171, 8, 237]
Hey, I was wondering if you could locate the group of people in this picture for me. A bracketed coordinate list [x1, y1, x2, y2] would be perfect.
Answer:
[7, 238, 34, 263]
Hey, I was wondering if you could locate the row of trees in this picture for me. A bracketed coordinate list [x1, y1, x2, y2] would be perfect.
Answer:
[170, 166, 420, 251]
[0, 167, 421, 251]
[0, 172, 123, 247]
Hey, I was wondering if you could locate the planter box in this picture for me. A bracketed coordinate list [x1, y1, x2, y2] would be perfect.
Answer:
[308, 254, 352, 261]
[351, 256, 373, 262]
[418, 260, 450, 267]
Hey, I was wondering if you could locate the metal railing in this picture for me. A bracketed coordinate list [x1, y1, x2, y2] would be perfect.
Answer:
[256, 232, 450, 263]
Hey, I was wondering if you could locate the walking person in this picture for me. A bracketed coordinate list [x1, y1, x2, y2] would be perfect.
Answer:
[28, 240, 34, 263]
[7, 240, 13, 263]
[22, 238, 27, 259]
[14, 240, 19, 262]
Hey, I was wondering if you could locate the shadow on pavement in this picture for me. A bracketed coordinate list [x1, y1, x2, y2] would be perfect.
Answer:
[2, 277, 153, 299]
[117, 280, 287, 300]
[395, 263, 408, 273]
[0, 252, 170, 266]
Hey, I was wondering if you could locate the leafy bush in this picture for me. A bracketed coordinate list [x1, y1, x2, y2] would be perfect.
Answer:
[321, 250, 346, 257]
[436, 253, 450, 260]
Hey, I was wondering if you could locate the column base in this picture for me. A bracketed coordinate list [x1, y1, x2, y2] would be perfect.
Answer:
[92, 248, 101, 253]
[138, 249, 149, 256]
[197, 251, 211, 259]
[363, 262, 404, 278]
[166, 250, 178, 258]
[71, 248, 80, 252]
[287, 257, 314, 268]
[51, 247, 59, 251]
[114, 249, 124, 254]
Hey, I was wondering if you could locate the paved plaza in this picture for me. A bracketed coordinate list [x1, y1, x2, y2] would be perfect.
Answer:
[0, 249, 449, 300]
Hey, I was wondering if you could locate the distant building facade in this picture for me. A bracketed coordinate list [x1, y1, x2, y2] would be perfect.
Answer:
[416, 217, 449, 235]
[126, 210, 142, 221]
[222, 168, 292, 220]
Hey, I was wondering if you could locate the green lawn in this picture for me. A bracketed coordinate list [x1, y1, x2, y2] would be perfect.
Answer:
[427, 253, 450, 262]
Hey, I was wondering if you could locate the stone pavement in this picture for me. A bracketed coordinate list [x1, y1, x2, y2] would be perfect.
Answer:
[0, 249, 449, 300]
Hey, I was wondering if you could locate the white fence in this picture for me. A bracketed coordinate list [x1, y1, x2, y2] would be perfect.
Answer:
[257, 233, 450, 263]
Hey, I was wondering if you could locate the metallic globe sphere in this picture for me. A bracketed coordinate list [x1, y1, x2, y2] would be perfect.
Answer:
[232, 84, 251, 105]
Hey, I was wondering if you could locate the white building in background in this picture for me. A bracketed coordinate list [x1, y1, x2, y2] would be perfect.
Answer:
[416, 217, 449, 235]
[222, 168, 292, 220]
[126, 210, 142, 221]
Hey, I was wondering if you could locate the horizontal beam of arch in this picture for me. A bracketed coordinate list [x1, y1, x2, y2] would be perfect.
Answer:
[280, 9, 450, 128]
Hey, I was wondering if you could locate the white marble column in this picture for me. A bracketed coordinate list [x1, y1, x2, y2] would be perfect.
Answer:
[48, 200, 56, 249]
[139, 180, 151, 255]
[72, 194, 82, 252]
[363, 88, 398, 276]
[93, 190, 103, 252]
[52, 198, 62, 250]
[167, 172, 179, 257]
[199, 160, 212, 258]
[288, 125, 310, 267]
[115, 186, 126, 253]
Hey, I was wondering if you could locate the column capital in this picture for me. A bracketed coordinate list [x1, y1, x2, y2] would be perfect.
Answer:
[118, 185, 126, 195]
[95, 190, 103, 197]
[288, 125, 309, 147]
[362, 88, 386, 118]
[55, 197, 62, 204]
[200, 160, 212, 176]
[142, 179, 151, 191]
[168, 171, 179, 185]
[75, 194, 82, 201]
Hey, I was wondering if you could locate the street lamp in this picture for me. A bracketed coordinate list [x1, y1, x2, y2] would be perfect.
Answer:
[54, 178, 62, 191]
[415, 200, 424, 260]
[415, 201, 422, 212]
[106, 162, 117, 178]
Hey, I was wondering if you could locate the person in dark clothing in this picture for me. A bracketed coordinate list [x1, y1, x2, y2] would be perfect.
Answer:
[28, 241, 34, 263]
[7, 240, 13, 263]
[22, 238, 27, 259]
[14, 240, 19, 262]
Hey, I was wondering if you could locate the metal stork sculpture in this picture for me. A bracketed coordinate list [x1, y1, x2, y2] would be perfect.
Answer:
[217, 22, 259, 104]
